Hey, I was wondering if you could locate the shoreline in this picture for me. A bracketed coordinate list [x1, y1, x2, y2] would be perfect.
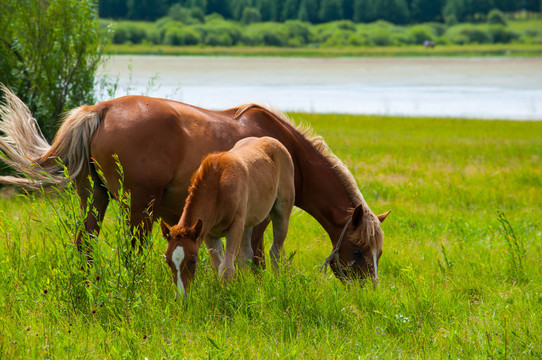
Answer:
[106, 43, 542, 58]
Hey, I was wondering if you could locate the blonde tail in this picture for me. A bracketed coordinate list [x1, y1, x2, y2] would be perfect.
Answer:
[0, 84, 100, 188]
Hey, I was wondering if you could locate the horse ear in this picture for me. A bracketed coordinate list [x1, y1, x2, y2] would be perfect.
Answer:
[351, 205, 364, 227]
[160, 220, 172, 241]
[191, 219, 203, 239]
[377, 210, 392, 223]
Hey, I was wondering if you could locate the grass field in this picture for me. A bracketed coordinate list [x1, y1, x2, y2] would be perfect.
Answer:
[0, 114, 541, 358]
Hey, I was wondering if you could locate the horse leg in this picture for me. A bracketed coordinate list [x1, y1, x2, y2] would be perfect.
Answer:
[269, 200, 294, 269]
[238, 227, 254, 271]
[126, 185, 164, 250]
[218, 219, 244, 284]
[75, 168, 110, 258]
[250, 217, 271, 269]
[204, 236, 224, 271]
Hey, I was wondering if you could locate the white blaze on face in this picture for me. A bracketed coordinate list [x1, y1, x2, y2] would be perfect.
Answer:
[372, 248, 378, 279]
[171, 246, 186, 297]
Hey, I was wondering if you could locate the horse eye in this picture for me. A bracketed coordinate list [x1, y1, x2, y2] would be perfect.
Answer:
[353, 249, 363, 259]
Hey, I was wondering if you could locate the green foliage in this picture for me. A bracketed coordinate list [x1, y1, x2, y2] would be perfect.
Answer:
[98, 0, 542, 24]
[284, 20, 315, 44]
[445, 24, 494, 44]
[241, 7, 262, 24]
[488, 25, 521, 43]
[196, 19, 243, 46]
[319, 0, 344, 22]
[112, 22, 148, 44]
[104, 17, 542, 50]
[167, 4, 204, 24]
[353, 0, 375, 22]
[488, 8, 508, 25]
[408, 24, 438, 44]
[372, 0, 411, 25]
[1, 114, 541, 357]
[163, 25, 201, 46]
[0, 0, 111, 141]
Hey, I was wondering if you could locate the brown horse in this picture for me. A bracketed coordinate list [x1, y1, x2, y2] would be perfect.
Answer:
[163, 136, 295, 295]
[0, 85, 390, 281]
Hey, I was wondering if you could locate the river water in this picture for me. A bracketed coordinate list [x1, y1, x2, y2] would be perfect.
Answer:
[99, 55, 542, 120]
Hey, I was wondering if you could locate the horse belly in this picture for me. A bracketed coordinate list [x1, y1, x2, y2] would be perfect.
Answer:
[244, 174, 279, 228]
[90, 101, 184, 196]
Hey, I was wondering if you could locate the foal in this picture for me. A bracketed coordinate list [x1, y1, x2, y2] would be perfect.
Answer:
[163, 137, 295, 296]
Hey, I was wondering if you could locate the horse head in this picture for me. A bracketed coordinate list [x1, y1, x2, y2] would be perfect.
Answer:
[163, 219, 202, 297]
[325, 205, 390, 284]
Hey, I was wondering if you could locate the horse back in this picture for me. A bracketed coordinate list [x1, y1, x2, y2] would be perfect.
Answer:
[227, 137, 294, 226]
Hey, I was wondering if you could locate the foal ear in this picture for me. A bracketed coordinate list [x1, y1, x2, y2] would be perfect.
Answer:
[351, 205, 364, 227]
[191, 219, 203, 239]
[160, 220, 172, 241]
[377, 210, 392, 223]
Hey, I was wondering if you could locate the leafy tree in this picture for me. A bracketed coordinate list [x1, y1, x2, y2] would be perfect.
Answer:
[410, 0, 444, 22]
[373, 0, 410, 24]
[298, 0, 319, 22]
[487, 8, 507, 25]
[342, 0, 355, 20]
[319, 0, 344, 22]
[0, 0, 111, 141]
[207, 0, 232, 18]
[99, 0, 128, 18]
[471, 0, 496, 17]
[282, 0, 300, 21]
[230, 0, 253, 20]
[241, 7, 262, 23]
[353, 0, 375, 22]
[494, 0, 519, 11]
[126, 0, 168, 20]
[256, 0, 278, 21]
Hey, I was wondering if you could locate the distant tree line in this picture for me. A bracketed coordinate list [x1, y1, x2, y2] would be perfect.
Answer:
[108, 9, 541, 48]
[99, 0, 541, 24]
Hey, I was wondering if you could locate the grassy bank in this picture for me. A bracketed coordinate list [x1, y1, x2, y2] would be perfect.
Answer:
[0, 114, 541, 358]
[107, 42, 542, 57]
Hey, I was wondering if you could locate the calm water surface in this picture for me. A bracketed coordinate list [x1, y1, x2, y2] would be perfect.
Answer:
[99, 56, 542, 120]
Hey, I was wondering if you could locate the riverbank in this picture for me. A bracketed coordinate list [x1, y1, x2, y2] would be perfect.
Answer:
[107, 43, 542, 57]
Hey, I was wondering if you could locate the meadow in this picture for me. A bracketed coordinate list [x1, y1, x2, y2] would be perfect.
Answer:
[0, 113, 541, 358]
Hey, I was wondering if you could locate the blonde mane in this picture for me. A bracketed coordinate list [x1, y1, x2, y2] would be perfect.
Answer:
[235, 104, 382, 248]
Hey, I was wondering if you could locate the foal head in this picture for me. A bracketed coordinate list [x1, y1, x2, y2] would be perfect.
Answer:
[333, 205, 390, 283]
[163, 219, 202, 297]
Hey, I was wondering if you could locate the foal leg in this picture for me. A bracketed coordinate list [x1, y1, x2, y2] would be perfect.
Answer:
[204, 236, 224, 271]
[218, 219, 244, 284]
[238, 227, 254, 272]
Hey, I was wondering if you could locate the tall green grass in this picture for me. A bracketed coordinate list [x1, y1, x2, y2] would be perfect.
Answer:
[0, 114, 541, 358]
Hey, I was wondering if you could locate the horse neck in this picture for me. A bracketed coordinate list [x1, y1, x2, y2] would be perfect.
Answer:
[238, 106, 365, 246]
[177, 183, 215, 245]
[286, 133, 363, 246]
